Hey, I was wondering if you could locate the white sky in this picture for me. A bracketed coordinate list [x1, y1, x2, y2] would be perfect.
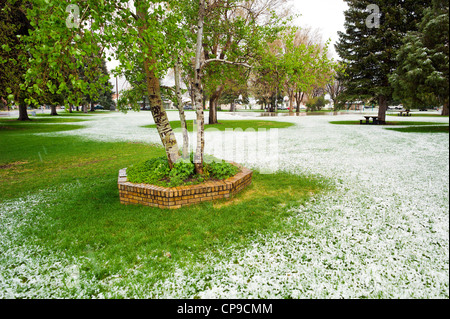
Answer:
[108, 0, 349, 92]
[291, 0, 348, 59]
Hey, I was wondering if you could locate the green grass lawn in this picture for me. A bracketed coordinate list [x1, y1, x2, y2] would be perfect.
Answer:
[387, 113, 449, 118]
[31, 110, 113, 117]
[1, 116, 89, 123]
[329, 120, 449, 134]
[0, 116, 326, 296]
[385, 126, 449, 133]
[143, 120, 296, 132]
[329, 120, 447, 126]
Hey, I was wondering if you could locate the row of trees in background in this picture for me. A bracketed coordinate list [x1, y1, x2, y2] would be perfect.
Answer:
[1, 0, 340, 124]
[180, 0, 449, 118]
[250, 26, 337, 113]
[116, 1, 338, 122]
[2, 0, 447, 174]
[336, 0, 449, 120]
[0, 0, 115, 119]
[3, 0, 302, 173]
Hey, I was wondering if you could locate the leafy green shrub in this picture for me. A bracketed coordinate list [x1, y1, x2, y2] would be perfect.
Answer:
[168, 160, 195, 187]
[126, 156, 170, 185]
[126, 155, 239, 187]
[205, 160, 239, 180]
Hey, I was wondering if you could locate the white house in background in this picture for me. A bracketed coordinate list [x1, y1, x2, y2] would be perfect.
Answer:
[161, 73, 192, 109]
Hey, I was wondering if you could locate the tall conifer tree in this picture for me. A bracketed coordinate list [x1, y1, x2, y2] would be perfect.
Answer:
[336, 0, 431, 122]
[389, 0, 449, 115]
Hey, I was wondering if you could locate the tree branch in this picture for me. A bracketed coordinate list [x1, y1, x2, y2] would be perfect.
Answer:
[202, 58, 252, 70]
[114, 4, 139, 21]
[161, 85, 176, 93]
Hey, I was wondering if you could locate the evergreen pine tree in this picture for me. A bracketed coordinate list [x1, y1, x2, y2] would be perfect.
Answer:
[389, 0, 449, 115]
[336, 0, 432, 122]
[96, 59, 115, 110]
[79, 55, 115, 111]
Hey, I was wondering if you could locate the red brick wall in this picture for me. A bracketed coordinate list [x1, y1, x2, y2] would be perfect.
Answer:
[118, 165, 253, 209]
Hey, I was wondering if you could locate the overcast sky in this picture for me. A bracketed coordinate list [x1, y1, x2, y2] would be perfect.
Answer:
[108, 0, 349, 92]
[291, 0, 348, 59]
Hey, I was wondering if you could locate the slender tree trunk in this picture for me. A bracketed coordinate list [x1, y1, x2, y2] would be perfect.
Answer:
[275, 94, 278, 113]
[50, 105, 58, 116]
[209, 96, 217, 124]
[333, 99, 338, 112]
[143, 59, 181, 167]
[137, 5, 180, 168]
[69, 104, 73, 113]
[140, 60, 181, 169]
[208, 85, 223, 124]
[288, 91, 294, 113]
[190, 81, 195, 108]
[378, 95, 388, 124]
[174, 57, 189, 159]
[442, 101, 449, 116]
[202, 94, 207, 110]
[193, 0, 206, 175]
[230, 101, 236, 112]
[295, 91, 304, 113]
[76, 105, 79, 112]
[17, 104, 30, 121]
[90, 101, 95, 112]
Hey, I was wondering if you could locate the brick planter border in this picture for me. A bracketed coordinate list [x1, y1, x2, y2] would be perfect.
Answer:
[118, 164, 253, 209]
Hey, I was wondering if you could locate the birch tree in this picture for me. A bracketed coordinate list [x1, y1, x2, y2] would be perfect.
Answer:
[21, 0, 289, 174]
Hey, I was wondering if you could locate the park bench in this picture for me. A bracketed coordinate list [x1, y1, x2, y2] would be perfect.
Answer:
[397, 110, 411, 116]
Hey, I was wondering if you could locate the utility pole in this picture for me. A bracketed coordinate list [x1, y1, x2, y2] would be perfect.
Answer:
[115, 76, 119, 111]
[116, 77, 119, 99]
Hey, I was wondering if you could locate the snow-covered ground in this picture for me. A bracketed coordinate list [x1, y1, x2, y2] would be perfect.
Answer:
[1, 111, 448, 298]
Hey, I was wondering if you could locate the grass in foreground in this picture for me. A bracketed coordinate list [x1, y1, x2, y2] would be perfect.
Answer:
[0, 119, 327, 297]
[25, 170, 326, 283]
[143, 120, 296, 132]
[0, 117, 161, 199]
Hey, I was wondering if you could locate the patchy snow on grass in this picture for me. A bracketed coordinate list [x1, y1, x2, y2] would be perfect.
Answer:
[150, 113, 449, 299]
[0, 186, 101, 298]
[6, 112, 450, 298]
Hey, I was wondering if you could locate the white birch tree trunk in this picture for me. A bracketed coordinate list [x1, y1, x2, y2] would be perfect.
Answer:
[193, 0, 206, 175]
[174, 56, 189, 159]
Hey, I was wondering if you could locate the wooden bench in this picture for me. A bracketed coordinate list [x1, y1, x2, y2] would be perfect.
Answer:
[398, 110, 411, 116]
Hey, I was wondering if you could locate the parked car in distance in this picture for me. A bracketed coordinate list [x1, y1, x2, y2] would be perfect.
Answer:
[94, 105, 104, 110]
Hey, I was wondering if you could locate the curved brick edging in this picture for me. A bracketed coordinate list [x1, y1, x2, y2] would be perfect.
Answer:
[118, 164, 253, 209]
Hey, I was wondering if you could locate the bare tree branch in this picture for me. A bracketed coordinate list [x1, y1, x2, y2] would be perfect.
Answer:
[202, 58, 252, 70]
